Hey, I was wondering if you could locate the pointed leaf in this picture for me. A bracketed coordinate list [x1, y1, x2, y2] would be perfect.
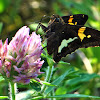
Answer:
[48, 94, 100, 99]
[44, 67, 75, 95]
[66, 73, 100, 85]
[41, 81, 56, 86]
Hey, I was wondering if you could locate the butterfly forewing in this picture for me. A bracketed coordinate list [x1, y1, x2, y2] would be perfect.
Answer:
[62, 14, 88, 25]
[40, 14, 88, 34]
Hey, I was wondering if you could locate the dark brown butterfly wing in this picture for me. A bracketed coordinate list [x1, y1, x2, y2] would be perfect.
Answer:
[62, 14, 88, 25]
[47, 23, 100, 62]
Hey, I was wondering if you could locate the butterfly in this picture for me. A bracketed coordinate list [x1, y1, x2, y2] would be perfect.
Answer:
[39, 14, 100, 62]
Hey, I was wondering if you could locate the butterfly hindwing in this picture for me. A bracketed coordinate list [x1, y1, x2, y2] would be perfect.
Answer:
[51, 24, 100, 62]
[47, 25, 80, 62]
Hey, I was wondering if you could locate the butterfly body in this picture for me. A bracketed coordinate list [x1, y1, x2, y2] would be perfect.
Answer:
[39, 14, 100, 62]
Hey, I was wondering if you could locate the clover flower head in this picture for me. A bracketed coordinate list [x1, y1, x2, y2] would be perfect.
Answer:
[0, 26, 44, 84]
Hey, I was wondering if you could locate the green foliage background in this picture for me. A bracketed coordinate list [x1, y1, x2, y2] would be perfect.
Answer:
[0, 0, 100, 100]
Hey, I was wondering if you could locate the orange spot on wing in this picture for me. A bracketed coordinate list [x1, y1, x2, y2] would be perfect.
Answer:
[78, 27, 86, 41]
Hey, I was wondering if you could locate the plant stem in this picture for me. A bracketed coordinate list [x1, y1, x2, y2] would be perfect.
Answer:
[9, 82, 17, 100]
[41, 65, 54, 93]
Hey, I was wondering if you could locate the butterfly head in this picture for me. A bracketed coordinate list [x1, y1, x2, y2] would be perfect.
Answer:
[48, 14, 65, 25]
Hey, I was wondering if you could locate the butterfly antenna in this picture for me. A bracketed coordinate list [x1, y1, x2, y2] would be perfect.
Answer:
[35, 15, 46, 33]
[35, 15, 50, 33]
[42, 46, 47, 50]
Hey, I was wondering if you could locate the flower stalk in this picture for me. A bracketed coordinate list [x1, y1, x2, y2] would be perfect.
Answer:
[41, 58, 54, 94]
[9, 82, 17, 100]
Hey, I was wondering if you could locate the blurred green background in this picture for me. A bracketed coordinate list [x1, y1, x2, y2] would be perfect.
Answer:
[0, 0, 100, 100]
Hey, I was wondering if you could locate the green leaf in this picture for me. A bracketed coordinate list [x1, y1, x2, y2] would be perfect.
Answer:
[44, 67, 75, 95]
[40, 81, 56, 87]
[47, 94, 100, 99]
[31, 94, 100, 99]
[66, 73, 99, 85]
[0, 76, 4, 82]
[58, 60, 70, 65]
[30, 81, 41, 92]
[66, 84, 82, 93]
[0, 96, 8, 99]
[31, 96, 43, 100]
